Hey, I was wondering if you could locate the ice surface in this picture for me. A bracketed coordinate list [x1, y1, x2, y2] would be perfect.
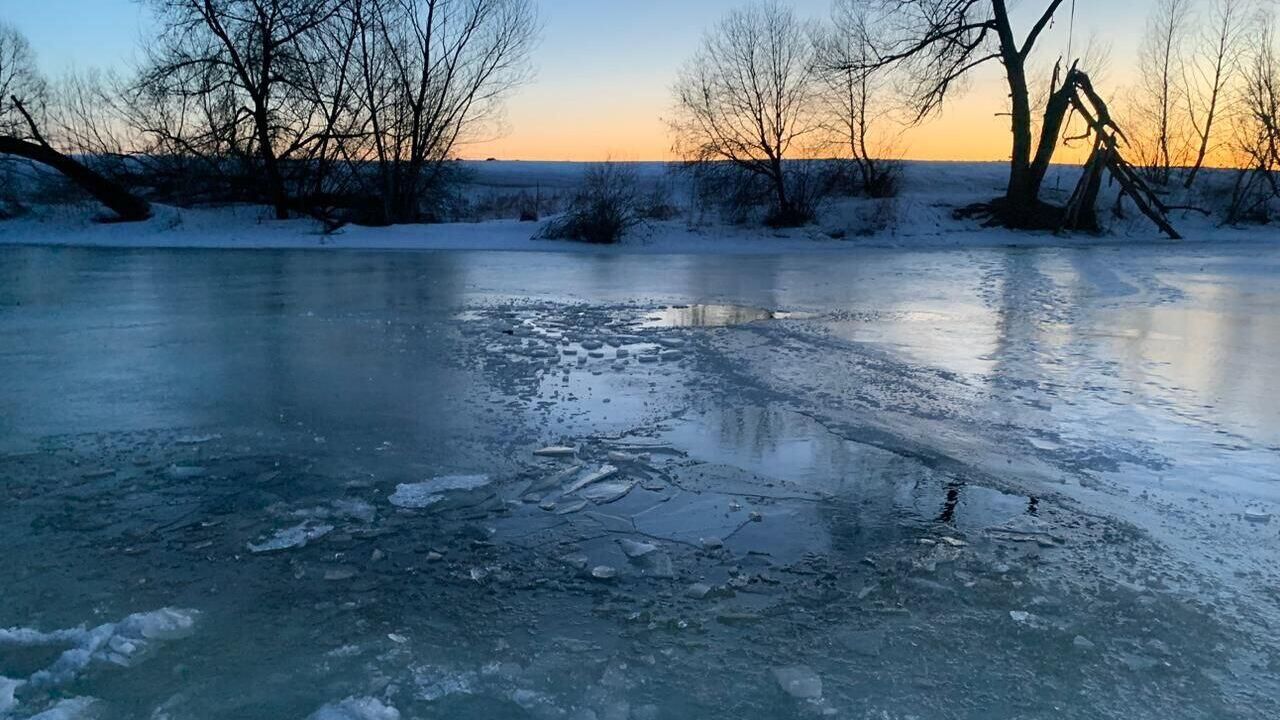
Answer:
[3, 243, 1280, 718]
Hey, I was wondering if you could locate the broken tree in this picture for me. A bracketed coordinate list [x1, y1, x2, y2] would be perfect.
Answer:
[851, 0, 1179, 235]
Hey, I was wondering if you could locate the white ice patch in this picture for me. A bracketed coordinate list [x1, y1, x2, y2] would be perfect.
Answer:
[307, 697, 400, 720]
[2, 608, 199, 690]
[1, 676, 23, 715]
[388, 475, 491, 509]
[26, 697, 99, 720]
[248, 522, 335, 553]
[412, 665, 478, 701]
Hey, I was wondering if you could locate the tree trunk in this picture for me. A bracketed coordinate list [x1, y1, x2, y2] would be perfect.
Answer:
[1003, 64, 1040, 225]
[253, 105, 289, 220]
[0, 135, 151, 222]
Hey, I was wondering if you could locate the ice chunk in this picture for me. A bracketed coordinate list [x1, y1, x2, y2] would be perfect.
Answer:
[307, 697, 400, 720]
[332, 499, 377, 523]
[1243, 506, 1272, 523]
[533, 446, 577, 457]
[579, 479, 635, 504]
[388, 475, 491, 508]
[685, 583, 712, 599]
[772, 666, 822, 700]
[175, 434, 219, 445]
[248, 522, 334, 553]
[618, 538, 657, 558]
[165, 465, 208, 480]
[554, 500, 588, 515]
[18, 609, 199, 689]
[412, 666, 477, 702]
[591, 565, 618, 580]
[123, 607, 199, 642]
[563, 465, 617, 495]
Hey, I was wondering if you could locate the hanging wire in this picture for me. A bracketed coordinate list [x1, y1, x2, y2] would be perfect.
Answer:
[1067, 0, 1078, 63]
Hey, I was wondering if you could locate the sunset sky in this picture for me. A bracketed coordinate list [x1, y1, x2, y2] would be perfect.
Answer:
[4, 0, 1147, 162]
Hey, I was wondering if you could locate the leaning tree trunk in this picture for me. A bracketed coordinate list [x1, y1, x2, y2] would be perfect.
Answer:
[1, 97, 150, 222]
[0, 136, 151, 222]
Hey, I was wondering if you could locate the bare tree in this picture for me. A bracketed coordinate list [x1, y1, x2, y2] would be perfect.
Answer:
[0, 21, 48, 135]
[0, 25, 150, 221]
[846, 0, 1085, 226]
[838, 0, 1178, 234]
[1132, 0, 1195, 185]
[815, 0, 901, 197]
[670, 0, 822, 226]
[139, 0, 346, 219]
[1182, 0, 1251, 188]
[350, 0, 538, 224]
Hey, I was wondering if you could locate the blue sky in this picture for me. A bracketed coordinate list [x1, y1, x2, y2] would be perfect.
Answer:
[3, 0, 1141, 161]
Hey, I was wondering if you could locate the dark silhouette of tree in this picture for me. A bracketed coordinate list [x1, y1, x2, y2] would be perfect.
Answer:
[1183, 0, 1250, 189]
[140, 0, 346, 219]
[670, 0, 822, 226]
[0, 21, 47, 135]
[347, 0, 538, 224]
[814, 0, 902, 197]
[1132, 0, 1194, 185]
[1, 24, 149, 221]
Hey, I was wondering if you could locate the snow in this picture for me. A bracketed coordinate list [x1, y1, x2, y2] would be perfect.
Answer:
[1, 161, 1273, 254]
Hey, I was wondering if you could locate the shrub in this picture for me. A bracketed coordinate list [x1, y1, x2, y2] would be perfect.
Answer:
[541, 162, 642, 244]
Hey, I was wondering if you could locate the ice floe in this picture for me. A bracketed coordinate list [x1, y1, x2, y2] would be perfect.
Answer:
[388, 475, 492, 509]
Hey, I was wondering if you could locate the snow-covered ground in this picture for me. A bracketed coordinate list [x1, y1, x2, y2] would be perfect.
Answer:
[1, 161, 1273, 253]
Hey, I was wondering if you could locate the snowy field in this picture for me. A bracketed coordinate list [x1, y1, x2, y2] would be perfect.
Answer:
[1, 161, 1275, 253]
[1, 241, 1278, 719]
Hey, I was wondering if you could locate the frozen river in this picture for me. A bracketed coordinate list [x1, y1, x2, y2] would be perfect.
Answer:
[1, 243, 1277, 719]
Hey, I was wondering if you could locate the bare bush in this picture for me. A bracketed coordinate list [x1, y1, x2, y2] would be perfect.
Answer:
[542, 162, 642, 244]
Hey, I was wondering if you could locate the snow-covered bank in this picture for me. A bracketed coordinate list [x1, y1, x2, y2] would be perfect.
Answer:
[1, 161, 1274, 253]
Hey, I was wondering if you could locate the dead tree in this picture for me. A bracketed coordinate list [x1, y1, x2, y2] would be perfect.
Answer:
[0, 97, 151, 221]
[849, 0, 1179, 235]
[1052, 68, 1181, 238]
